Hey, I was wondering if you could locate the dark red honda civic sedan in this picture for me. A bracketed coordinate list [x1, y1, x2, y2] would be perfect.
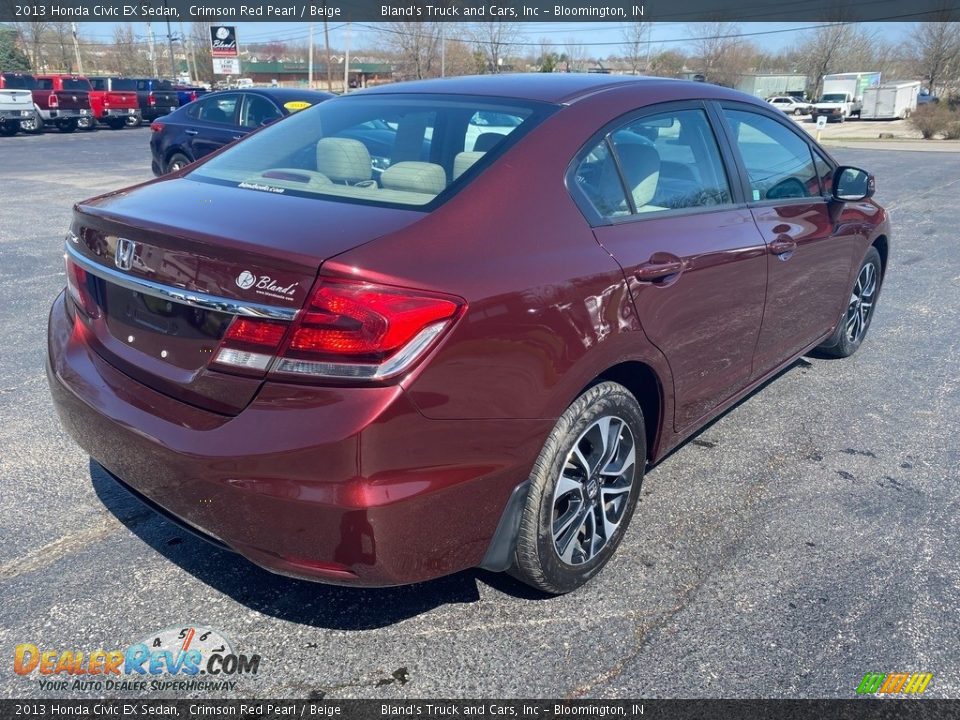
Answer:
[47, 75, 889, 593]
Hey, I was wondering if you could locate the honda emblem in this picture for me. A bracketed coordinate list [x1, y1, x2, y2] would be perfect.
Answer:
[114, 238, 136, 271]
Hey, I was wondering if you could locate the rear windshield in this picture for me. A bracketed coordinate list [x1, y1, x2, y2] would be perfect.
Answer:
[62, 79, 90, 91]
[110, 78, 137, 91]
[2, 74, 35, 89]
[190, 94, 554, 209]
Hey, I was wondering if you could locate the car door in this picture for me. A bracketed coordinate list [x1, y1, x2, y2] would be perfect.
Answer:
[182, 93, 241, 160]
[716, 103, 862, 375]
[573, 103, 768, 431]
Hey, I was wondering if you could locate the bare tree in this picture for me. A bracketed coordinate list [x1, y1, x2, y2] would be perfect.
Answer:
[906, 20, 960, 95]
[382, 22, 442, 80]
[621, 22, 649, 75]
[688, 22, 753, 87]
[563, 37, 586, 73]
[795, 23, 864, 100]
[650, 49, 687, 77]
[111, 23, 150, 77]
[15, 21, 49, 71]
[190, 22, 215, 85]
[468, 21, 522, 74]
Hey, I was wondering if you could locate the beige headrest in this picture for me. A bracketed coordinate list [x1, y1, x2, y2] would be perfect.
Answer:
[616, 142, 661, 208]
[381, 162, 447, 195]
[316, 137, 371, 183]
[453, 151, 485, 180]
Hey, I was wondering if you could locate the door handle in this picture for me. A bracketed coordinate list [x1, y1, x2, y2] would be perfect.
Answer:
[184, 129, 198, 136]
[635, 257, 684, 283]
[769, 237, 797, 256]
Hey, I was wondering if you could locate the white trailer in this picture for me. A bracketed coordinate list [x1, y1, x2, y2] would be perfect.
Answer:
[860, 81, 922, 120]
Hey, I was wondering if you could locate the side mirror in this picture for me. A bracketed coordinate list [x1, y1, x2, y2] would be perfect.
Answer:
[832, 166, 875, 201]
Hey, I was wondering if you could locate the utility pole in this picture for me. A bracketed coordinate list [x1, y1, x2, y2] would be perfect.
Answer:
[70, 23, 83, 75]
[323, 13, 332, 92]
[164, 0, 176, 79]
[343, 23, 350, 93]
[440, 24, 445, 77]
[146, 22, 158, 78]
[308, 22, 314, 89]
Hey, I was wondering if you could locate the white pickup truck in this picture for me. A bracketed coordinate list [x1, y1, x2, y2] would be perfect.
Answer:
[0, 84, 35, 136]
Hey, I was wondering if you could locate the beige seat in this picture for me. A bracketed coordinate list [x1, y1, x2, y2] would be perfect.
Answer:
[453, 151, 485, 180]
[615, 142, 663, 212]
[381, 162, 447, 196]
[316, 137, 372, 184]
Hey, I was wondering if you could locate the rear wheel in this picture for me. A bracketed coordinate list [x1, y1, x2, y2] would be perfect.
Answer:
[817, 247, 882, 358]
[56, 119, 77, 133]
[165, 152, 191, 174]
[106, 118, 125, 130]
[511, 382, 646, 594]
[0, 123, 18, 136]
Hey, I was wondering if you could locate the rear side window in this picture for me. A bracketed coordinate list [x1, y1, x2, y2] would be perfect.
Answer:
[574, 108, 731, 219]
[110, 78, 137, 91]
[62, 79, 89, 91]
[37, 79, 53, 90]
[90, 78, 106, 91]
[2, 74, 35, 89]
[723, 109, 820, 201]
[188, 94, 239, 124]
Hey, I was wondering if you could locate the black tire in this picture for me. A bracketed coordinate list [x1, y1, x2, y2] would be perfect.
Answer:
[0, 123, 18, 136]
[511, 381, 646, 594]
[165, 152, 191, 174]
[57, 119, 77, 133]
[106, 118, 125, 130]
[794, 108, 803, 116]
[817, 246, 882, 358]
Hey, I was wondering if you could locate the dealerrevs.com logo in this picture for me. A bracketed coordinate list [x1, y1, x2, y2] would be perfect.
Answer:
[856, 672, 933, 695]
[14, 626, 261, 693]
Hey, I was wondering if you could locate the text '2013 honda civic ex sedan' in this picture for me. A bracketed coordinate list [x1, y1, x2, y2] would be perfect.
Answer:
[47, 75, 890, 593]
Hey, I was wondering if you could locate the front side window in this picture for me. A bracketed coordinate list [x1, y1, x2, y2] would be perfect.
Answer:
[723, 108, 820, 201]
[62, 79, 90, 91]
[190, 94, 552, 208]
[37, 79, 52, 90]
[239, 94, 281, 128]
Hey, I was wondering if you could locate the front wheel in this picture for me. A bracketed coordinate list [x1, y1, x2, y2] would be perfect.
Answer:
[817, 247, 882, 358]
[511, 382, 646, 594]
[794, 108, 803, 116]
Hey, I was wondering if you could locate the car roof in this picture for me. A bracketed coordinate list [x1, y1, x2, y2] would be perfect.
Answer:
[356, 73, 749, 105]
[204, 87, 334, 102]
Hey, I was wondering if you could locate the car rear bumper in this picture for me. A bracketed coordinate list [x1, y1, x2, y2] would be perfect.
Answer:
[0, 109, 32, 120]
[101, 108, 141, 118]
[47, 292, 550, 586]
[42, 108, 90, 120]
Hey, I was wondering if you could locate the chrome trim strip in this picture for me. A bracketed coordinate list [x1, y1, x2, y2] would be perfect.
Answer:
[65, 242, 298, 321]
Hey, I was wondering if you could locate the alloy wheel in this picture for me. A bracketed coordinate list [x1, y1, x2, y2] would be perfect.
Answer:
[846, 262, 877, 343]
[551, 415, 636, 566]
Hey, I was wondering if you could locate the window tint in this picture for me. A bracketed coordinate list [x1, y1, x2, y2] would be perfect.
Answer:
[191, 94, 238, 125]
[723, 109, 820, 201]
[610, 109, 731, 213]
[240, 94, 281, 128]
[90, 78, 105, 90]
[574, 140, 631, 219]
[62, 79, 89, 90]
[110, 78, 137, 91]
[2, 74, 35, 89]
[37, 78, 53, 90]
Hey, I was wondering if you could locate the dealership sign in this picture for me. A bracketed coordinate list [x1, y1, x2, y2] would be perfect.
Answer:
[210, 26, 238, 58]
[213, 58, 240, 75]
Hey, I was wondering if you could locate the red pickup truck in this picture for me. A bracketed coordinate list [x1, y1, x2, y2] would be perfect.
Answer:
[32, 74, 95, 132]
[88, 76, 141, 129]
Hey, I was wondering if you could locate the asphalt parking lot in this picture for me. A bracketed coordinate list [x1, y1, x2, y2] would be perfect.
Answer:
[1, 128, 958, 699]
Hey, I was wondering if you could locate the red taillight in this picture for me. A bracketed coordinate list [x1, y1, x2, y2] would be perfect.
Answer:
[150, 121, 164, 133]
[48, 94, 58, 108]
[64, 256, 99, 318]
[189, 91, 197, 102]
[288, 280, 459, 362]
[211, 278, 464, 381]
[148, 92, 156, 106]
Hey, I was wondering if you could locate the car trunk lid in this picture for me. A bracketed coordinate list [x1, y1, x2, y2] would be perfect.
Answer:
[0, 88, 32, 109]
[69, 178, 425, 414]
